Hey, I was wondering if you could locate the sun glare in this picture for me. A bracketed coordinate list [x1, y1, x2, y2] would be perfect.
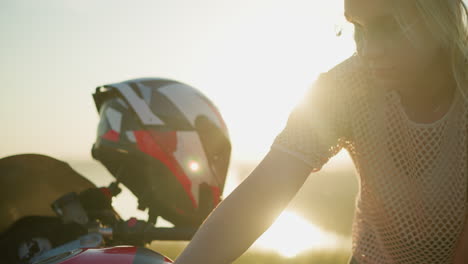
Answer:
[253, 211, 343, 258]
[189, 161, 200, 172]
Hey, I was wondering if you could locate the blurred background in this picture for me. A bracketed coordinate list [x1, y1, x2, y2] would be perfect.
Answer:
[1, 0, 359, 262]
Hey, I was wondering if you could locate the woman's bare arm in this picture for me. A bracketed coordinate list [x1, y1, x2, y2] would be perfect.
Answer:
[174, 148, 313, 264]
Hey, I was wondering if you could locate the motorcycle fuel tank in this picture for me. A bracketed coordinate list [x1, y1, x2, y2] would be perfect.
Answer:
[31, 246, 173, 264]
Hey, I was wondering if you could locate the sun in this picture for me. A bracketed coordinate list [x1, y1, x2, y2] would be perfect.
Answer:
[252, 211, 342, 258]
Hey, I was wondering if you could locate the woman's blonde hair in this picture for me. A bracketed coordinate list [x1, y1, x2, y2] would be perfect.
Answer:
[401, 0, 468, 100]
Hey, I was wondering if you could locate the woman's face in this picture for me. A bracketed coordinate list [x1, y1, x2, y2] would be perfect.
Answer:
[345, 0, 445, 89]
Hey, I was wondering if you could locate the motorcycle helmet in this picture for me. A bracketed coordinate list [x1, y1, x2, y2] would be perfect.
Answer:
[91, 78, 231, 227]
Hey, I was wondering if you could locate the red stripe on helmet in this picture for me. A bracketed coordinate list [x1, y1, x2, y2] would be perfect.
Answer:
[210, 186, 221, 207]
[102, 129, 120, 142]
[133, 130, 197, 208]
[149, 130, 177, 153]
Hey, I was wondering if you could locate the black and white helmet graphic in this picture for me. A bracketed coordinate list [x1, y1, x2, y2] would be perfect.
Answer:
[92, 78, 231, 227]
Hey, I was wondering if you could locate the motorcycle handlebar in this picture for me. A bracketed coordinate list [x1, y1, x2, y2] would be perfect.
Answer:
[142, 227, 197, 241]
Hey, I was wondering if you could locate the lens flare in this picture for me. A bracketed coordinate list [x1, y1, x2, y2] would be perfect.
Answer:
[253, 211, 347, 258]
[189, 161, 200, 172]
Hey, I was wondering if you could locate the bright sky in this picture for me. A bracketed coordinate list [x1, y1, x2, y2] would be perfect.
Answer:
[1, 1, 359, 256]
[1, 0, 356, 164]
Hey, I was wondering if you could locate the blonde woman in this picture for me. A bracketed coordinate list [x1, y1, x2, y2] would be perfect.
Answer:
[174, 0, 468, 263]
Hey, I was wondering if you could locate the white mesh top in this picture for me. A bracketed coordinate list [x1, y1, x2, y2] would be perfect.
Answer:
[272, 55, 468, 263]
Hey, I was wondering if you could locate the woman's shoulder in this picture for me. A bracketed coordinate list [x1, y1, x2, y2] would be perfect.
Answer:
[312, 55, 369, 102]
